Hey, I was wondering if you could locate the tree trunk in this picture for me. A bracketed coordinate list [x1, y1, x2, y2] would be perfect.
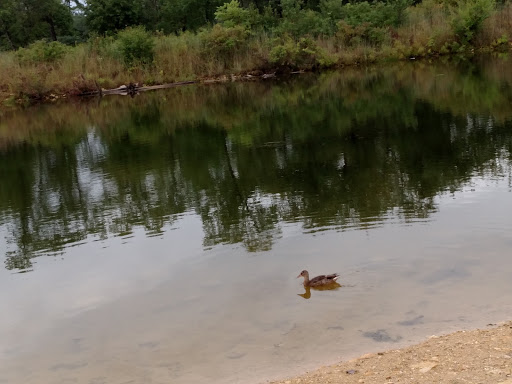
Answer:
[45, 16, 57, 41]
[0, 24, 15, 50]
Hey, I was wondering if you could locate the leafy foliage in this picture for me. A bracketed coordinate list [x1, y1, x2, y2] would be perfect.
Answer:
[277, 0, 331, 37]
[0, 0, 505, 57]
[215, 0, 261, 29]
[201, 24, 250, 58]
[321, 0, 412, 29]
[0, 0, 72, 50]
[85, 0, 144, 34]
[269, 35, 334, 67]
[336, 21, 390, 47]
[16, 40, 69, 64]
[450, 0, 495, 43]
[117, 26, 155, 66]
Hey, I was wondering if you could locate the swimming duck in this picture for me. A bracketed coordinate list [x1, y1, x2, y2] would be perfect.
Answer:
[297, 270, 340, 287]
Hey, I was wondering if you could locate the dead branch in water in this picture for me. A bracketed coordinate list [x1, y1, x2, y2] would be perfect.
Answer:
[80, 80, 198, 97]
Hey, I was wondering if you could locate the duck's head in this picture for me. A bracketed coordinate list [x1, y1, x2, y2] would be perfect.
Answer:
[297, 270, 309, 279]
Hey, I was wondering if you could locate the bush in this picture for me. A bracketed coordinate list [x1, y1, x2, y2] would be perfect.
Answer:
[202, 24, 250, 58]
[321, 0, 412, 29]
[16, 40, 69, 64]
[215, 0, 261, 29]
[117, 26, 155, 66]
[86, 34, 118, 58]
[269, 35, 335, 68]
[336, 21, 390, 47]
[278, 0, 331, 37]
[261, 5, 280, 31]
[450, 0, 495, 43]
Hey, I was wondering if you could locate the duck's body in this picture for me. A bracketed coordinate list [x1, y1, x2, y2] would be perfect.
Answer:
[297, 270, 339, 287]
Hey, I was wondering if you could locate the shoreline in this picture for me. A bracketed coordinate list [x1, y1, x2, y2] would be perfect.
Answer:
[1, 0, 511, 109]
[268, 321, 512, 384]
[0, 48, 507, 110]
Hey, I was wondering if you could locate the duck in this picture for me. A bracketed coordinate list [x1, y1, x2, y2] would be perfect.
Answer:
[297, 270, 340, 287]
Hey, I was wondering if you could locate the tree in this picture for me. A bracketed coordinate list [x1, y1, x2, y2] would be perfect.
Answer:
[0, 0, 19, 50]
[0, 0, 72, 50]
[86, 0, 145, 33]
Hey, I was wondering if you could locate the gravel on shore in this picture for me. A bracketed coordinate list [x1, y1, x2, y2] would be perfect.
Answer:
[269, 321, 512, 384]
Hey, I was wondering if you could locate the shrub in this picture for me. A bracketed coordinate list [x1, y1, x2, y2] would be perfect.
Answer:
[278, 9, 331, 37]
[261, 5, 280, 31]
[16, 40, 69, 64]
[116, 26, 155, 66]
[277, 0, 331, 37]
[269, 35, 335, 68]
[86, 34, 118, 58]
[474, 1, 512, 47]
[215, 0, 261, 29]
[336, 21, 390, 47]
[450, 0, 495, 43]
[321, 0, 412, 29]
[201, 24, 250, 58]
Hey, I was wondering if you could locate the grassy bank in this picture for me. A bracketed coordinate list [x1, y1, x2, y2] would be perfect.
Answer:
[0, 0, 511, 105]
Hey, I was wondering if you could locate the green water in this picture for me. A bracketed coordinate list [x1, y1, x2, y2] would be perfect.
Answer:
[1, 57, 512, 383]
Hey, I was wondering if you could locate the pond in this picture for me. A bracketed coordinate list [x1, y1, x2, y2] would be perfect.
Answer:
[1, 57, 512, 384]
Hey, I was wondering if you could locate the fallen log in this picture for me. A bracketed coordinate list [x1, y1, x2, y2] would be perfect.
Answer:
[80, 80, 198, 97]
[80, 72, 283, 98]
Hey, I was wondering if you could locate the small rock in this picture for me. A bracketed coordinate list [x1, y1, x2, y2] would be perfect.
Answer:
[346, 369, 358, 374]
[411, 361, 438, 373]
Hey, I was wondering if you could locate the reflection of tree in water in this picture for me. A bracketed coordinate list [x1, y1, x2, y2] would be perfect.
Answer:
[1, 63, 512, 271]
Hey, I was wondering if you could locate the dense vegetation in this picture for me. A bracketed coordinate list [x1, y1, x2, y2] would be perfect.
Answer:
[0, 0, 511, 102]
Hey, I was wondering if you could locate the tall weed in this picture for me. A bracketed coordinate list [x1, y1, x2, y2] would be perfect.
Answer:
[474, 1, 512, 47]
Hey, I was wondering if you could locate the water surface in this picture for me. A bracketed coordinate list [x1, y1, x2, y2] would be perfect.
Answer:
[1, 57, 512, 383]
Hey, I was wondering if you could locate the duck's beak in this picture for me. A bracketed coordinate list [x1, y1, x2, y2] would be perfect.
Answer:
[296, 274, 301, 278]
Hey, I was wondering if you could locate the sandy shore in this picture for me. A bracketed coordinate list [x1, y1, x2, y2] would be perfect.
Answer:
[269, 321, 512, 384]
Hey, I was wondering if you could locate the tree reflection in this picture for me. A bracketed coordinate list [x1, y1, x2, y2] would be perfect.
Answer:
[1, 60, 512, 271]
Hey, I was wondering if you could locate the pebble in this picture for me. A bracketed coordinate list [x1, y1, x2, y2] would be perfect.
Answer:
[411, 361, 438, 373]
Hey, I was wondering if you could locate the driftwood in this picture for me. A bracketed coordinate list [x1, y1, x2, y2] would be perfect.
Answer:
[81, 80, 198, 97]
[80, 72, 287, 98]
